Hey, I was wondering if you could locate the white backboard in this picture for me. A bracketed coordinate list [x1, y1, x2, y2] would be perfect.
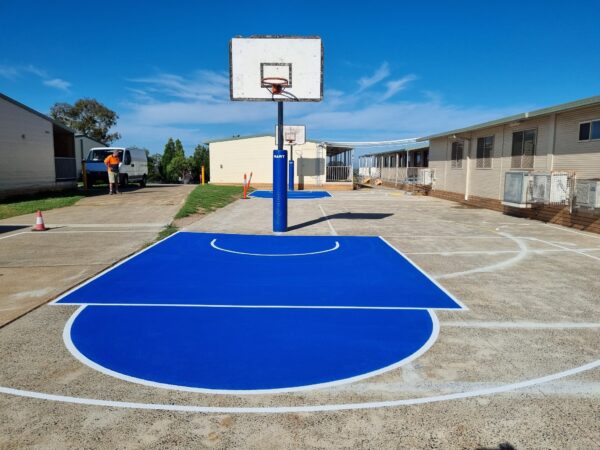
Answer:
[275, 125, 306, 146]
[230, 36, 323, 102]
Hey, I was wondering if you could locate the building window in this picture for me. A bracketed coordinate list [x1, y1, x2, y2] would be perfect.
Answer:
[579, 120, 600, 141]
[511, 129, 536, 169]
[451, 141, 463, 168]
[476, 136, 494, 169]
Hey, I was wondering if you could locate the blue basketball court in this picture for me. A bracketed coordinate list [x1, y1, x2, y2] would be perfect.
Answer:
[249, 190, 332, 199]
[54, 232, 464, 393]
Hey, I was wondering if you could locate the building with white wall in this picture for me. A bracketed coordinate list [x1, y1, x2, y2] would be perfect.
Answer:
[421, 95, 600, 203]
[208, 134, 353, 190]
[0, 93, 76, 199]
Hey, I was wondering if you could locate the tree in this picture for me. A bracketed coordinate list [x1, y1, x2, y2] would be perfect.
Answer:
[50, 98, 121, 144]
[160, 138, 176, 181]
[190, 144, 210, 182]
[166, 154, 191, 183]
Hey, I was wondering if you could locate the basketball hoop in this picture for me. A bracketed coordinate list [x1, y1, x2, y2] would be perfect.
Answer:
[285, 130, 297, 145]
[262, 77, 289, 95]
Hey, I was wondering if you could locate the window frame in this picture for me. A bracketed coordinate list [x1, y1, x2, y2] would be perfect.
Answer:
[578, 119, 600, 142]
[511, 128, 537, 169]
[475, 135, 494, 170]
[450, 140, 464, 169]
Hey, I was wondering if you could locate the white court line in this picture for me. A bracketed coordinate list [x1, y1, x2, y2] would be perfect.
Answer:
[545, 223, 600, 241]
[0, 359, 598, 413]
[210, 238, 340, 257]
[318, 204, 337, 236]
[404, 248, 600, 256]
[54, 302, 462, 311]
[50, 231, 182, 305]
[442, 321, 600, 330]
[435, 232, 528, 280]
[61, 306, 441, 395]
[526, 237, 600, 263]
[0, 231, 29, 241]
[378, 236, 468, 311]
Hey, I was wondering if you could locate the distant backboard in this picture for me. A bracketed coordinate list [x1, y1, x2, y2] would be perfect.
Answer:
[230, 36, 323, 102]
[275, 125, 306, 146]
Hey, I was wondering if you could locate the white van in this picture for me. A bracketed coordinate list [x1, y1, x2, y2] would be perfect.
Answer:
[85, 147, 149, 187]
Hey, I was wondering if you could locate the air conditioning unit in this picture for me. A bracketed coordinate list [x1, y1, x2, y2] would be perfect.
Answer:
[419, 169, 433, 185]
[530, 172, 570, 204]
[502, 171, 532, 208]
[575, 179, 600, 209]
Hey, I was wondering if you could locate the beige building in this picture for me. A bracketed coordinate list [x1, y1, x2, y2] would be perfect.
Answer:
[208, 134, 353, 190]
[421, 95, 600, 203]
[0, 93, 76, 199]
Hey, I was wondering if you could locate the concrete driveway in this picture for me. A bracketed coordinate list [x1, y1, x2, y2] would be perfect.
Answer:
[0, 184, 193, 326]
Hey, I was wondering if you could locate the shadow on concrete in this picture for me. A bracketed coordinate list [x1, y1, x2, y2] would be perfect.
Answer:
[475, 443, 517, 450]
[288, 212, 393, 231]
[0, 225, 28, 235]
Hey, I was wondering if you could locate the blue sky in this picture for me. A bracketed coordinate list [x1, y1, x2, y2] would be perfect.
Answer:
[1, 0, 599, 155]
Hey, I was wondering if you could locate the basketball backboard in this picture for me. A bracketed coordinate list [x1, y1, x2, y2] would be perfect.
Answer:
[230, 36, 323, 102]
[275, 125, 306, 146]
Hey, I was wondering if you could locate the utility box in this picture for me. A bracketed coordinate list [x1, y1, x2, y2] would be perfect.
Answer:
[575, 179, 600, 209]
[502, 171, 531, 208]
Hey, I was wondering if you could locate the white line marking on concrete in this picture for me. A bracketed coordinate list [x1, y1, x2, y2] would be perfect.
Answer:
[318, 204, 337, 236]
[526, 237, 600, 263]
[405, 248, 600, 256]
[50, 231, 182, 305]
[442, 321, 600, 329]
[435, 232, 528, 280]
[53, 302, 462, 311]
[62, 306, 441, 395]
[0, 358, 598, 413]
[0, 231, 29, 241]
[378, 236, 468, 311]
[210, 238, 340, 257]
[544, 223, 600, 241]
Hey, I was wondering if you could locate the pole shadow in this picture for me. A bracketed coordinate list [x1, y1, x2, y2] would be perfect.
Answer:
[288, 212, 393, 231]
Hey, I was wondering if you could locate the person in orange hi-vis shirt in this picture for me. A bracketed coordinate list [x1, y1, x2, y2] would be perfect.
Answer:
[104, 150, 121, 195]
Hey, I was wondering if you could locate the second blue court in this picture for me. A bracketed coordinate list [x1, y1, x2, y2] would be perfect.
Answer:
[249, 190, 332, 199]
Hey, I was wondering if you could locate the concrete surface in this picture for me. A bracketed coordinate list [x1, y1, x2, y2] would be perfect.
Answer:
[0, 187, 598, 449]
[0, 184, 193, 326]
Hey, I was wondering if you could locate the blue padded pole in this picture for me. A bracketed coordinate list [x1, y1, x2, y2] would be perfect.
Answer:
[273, 101, 287, 232]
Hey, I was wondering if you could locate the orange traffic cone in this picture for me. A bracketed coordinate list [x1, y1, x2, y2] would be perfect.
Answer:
[32, 210, 47, 231]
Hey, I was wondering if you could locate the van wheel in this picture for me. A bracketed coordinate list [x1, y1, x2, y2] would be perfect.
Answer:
[139, 175, 147, 187]
[120, 174, 128, 187]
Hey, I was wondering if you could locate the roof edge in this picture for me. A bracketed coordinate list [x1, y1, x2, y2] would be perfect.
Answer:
[420, 94, 600, 141]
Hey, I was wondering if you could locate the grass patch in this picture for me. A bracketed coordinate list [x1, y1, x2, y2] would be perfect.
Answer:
[0, 190, 85, 220]
[175, 184, 244, 219]
[157, 224, 179, 241]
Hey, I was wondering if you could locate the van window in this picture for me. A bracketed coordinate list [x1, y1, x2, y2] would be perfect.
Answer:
[124, 151, 132, 165]
[88, 150, 122, 161]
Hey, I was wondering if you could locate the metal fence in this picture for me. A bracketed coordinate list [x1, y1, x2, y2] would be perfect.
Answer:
[54, 157, 77, 181]
[326, 165, 352, 182]
[358, 166, 435, 186]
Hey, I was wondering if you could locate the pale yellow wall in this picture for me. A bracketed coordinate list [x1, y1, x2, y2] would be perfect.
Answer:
[209, 136, 324, 185]
[0, 98, 56, 191]
[553, 105, 600, 179]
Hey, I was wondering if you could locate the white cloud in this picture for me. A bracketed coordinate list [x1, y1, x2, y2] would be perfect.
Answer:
[43, 78, 71, 91]
[117, 67, 531, 152]
[0, 63, 70, 92]
[382, 74, 417, 101]
[0, 65, 20, 80]
[357, 62, 390, 92]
